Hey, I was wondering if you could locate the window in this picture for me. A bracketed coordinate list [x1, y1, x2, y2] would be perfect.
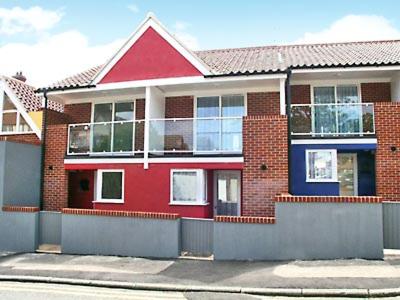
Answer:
[196, 94, 245, 152]
[170, 169, 206, 205]
[313, 85, 361, 134]
[0, 93, 32, 134]
[95, 170, 124, 203]
[92, 101, 135, 153]
[306, 150, 337, 182]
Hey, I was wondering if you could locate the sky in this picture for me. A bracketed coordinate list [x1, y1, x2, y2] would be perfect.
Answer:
[1, 0, 400, 86]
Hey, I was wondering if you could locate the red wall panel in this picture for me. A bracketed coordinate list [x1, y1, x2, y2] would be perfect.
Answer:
[100, 27, 202, 83]
[65, 162, 243, 218]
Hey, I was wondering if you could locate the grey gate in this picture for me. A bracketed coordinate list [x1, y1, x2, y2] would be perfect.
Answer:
[181, 218, 213, 256]
[383, 202, 400, 249]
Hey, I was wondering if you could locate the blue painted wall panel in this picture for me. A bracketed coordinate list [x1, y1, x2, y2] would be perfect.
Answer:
[291, 143, 376, 196]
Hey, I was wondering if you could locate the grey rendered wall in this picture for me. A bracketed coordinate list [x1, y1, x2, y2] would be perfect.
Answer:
[2, 142, 41, 207]
[0, 211, 39, 252]
[383, 202, 400, 249]
[62, 214, 181, 258]
[0, 143, 5, 207]
[214, 202, 383, 260]
[39, 211, 62, 245]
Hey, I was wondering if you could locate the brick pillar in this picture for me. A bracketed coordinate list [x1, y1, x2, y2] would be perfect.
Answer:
[375, 102, 400, 201]
[242, 115, 288, 217]
[43, 124, 69, 211]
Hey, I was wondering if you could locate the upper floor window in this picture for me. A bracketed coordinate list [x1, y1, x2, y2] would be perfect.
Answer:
[1, 93, 32, 133]
[196, 94, 245, 152]
[313, 85, 359, 104]
[92, 101, 135, 152]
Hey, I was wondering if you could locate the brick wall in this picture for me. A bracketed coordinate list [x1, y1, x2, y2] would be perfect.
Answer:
[375, 102, 400, 202]
[43, 124, 69, 211]
[64, 103, 92, 123]
[242, 115, 288, 217]
[0, 133, 40, 145]
[361, 82, 391, 103]
[291, 85, 311, 104]
[247, 92, 280, 116]
[165, 96, 194, 118]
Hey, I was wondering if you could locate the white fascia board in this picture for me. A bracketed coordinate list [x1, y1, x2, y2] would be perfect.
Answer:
[292, 65, 400, 74]
[46, 73, 287, 97]
[64, 156, 244, 165]
[291, 138, 377, 145]
[92, 14, 211, 84]
[3, 84, 41, 139]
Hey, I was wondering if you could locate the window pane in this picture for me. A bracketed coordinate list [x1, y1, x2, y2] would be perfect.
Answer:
[101, 172, 122, 199]
[19, 115, 32, 132]
[196, 119, 219, 151]
[197, 96, 219, 117]
[314, 87, 335, 104]
[94, 103, 112, 122]
[173, 172, 197, 202]
[308, 151, 334, 180]
[314, 105, 336, 134]
[3, 94, 16, 110]
[222, 118, 242, 151]
[92, 123, 111, 152]
[113, 122, 133, 152]
[115, 102, 134, 121]
[221, 95, 245, 117]
[2, 112, 17, 132]
[337, 85, 359, 103]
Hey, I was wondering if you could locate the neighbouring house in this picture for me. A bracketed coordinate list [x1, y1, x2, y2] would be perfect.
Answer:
[37, 13, 400, 220]
[0, 73, 62, 208]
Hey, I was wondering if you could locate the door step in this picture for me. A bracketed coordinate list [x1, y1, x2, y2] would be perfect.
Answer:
[36, 244, 61, 254]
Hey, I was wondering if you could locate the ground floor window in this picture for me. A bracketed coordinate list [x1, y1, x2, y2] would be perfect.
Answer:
[306, 149, 337, 182]
[95, 169, 124, 203]
[170, 169, 206, 205]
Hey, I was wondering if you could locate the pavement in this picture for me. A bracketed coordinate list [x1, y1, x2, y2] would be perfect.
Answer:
[1, 251, 400, 297]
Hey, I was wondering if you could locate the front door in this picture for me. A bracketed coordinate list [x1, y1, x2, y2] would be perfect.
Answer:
[338, 153, 358, 196]
[214, 171, 241, 216]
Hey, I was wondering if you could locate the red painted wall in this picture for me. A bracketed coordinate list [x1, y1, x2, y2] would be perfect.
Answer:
[65, 162, 242, 218]
[100, 27, 202, 83]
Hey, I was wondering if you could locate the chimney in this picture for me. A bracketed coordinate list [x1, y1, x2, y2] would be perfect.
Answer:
[12, 71, 27, 83]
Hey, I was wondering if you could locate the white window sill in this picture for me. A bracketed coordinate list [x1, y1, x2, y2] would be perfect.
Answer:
[169, 201, 209, 206]
[306, 179, 339, 183]
[93, 200, 124, 204]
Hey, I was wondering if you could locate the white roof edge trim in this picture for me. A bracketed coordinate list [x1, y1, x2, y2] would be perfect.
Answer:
[92, 13, 212, 85]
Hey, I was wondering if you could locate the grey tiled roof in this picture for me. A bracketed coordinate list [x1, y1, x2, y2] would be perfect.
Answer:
[2, 76, 63, 112]
[42, 40, 400, 90]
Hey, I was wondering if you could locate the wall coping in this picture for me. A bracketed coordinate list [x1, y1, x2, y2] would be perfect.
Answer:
[214, 215, 276, 224]
[244, 115, 287, 120]
[2, 206, 40, 213]
[275, 195, 382, 203]
[62, 208, 180, 220]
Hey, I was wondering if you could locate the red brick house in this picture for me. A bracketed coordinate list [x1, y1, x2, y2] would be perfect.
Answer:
[38, 13, 400, 218]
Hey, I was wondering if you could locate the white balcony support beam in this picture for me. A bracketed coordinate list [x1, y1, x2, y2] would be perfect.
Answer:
[391, 71, 400, 102]
[143, 86, 151, 169]
[279, 78, 286, 115]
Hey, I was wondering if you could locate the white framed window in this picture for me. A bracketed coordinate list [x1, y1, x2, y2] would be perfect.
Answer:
[95, 169, 124, 203]
[306, 149, 338, 182]
[312, 84, 361, 104]
[170, 169, 207, 205]
[0, 93, 33, 134]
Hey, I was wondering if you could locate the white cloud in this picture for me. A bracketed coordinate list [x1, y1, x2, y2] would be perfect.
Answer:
[172, 21, 199, 50]
[0, 6, 63, 35]
[295, 15, 400, 44]
[0, 31, 124, 86]
[127, 4, 139, 14]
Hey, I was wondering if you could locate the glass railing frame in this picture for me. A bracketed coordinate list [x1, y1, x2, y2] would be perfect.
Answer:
[67, 119, 145, 155]
[148, 116, 243, 154]
[290, 102, 375, 137]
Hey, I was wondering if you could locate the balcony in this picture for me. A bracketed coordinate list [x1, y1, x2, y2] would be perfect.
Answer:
[67, 120, 145, 155]
[67, 117, 243, 156]
[149, 117, 242, 155]
[290, 103, 375, 138]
